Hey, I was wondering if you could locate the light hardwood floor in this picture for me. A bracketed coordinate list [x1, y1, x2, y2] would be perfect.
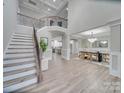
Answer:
[16, 53, 120, 93]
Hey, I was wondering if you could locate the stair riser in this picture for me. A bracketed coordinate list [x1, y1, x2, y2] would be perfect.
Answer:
[6, 49, 34, 53]
[12, 37, 32, 40]
[8, 45, 34, 49]
[11, 38, 32, 42]
[11, 40, 33, 43]
[13, 34, 32, 38]
[10, 42, 33, 45]
[4, 58, 35, 65]
[4, 74, 36, 88]
[6, 51, 34, 54]
[4, 67, 35, 77]
[4, 56, 35, 60]
[4, 61, 35, 67]
[4, 63, 36, 72]
[4, 53, 35, 60]
[14, 33, 32, 36]
[4, 70, 36, 82]
[9, 44, 34, 46]
[3, 78, 37, 93]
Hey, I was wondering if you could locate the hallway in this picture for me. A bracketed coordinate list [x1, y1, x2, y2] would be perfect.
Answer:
[17, 54, 120, 93]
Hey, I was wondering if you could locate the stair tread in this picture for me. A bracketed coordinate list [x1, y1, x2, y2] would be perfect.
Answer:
[9, 43, 33, 46]
[3, 69, 36, 82]
[8, 45, 34, 49]
[6, 48, 34, 52]
[3, 63, 36, 72]
[11, 38, 33, 42]
[12, 37, 32, 40]
[4, 57, 35, 64]
[4, 74, 36, 88]
[12, 35, 32, 38]
[8, 45, 34, 48]
[4, 66, 36, 77]
[4, 61, 35, 68]
[6, 51, 34, 54]
[15, 32, 33, 35]
[10, 41, 33, 44]
[13, 34, 32, 38]
[11, 39, 33, 43]
[3, 78, 37, 92]
[4, 53, 35, 60]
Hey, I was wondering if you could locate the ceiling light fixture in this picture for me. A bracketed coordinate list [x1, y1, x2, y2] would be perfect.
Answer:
[48, 8, 51, 11]
[88, 32, 97, 43]
[53, 0, 56, 2]
[70, 40, 74, 44]
[101, 41, 107, 44]
[66, 8, 68, 11]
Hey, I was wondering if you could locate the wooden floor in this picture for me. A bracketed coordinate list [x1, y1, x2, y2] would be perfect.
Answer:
[17, 54, 120, 93]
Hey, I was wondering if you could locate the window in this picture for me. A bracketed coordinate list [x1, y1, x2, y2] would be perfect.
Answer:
[57, 21, 62, 27]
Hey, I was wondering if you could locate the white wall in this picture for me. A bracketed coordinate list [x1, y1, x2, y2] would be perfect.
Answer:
[80, 39, 90, 48]
[80, 36, 110, 49]
[109, 22, 121, 78]
[110, 25, 121, 51]
[3, 0, 18, 51]
[19, 7, 42, 19]
[70, 40, 78, 54]
[52, 36, 62, 43]
[68, 0, 121, 34]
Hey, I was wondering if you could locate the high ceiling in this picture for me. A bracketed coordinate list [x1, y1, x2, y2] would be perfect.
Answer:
[18, 0, 68, 19]
[68, 0, 121, 34]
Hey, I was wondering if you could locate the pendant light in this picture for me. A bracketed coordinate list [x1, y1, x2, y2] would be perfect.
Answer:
[88, 32, 97, 43]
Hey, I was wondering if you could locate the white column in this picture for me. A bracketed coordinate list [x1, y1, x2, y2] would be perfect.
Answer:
[77, 39, 82, 55]
[72, 40, 78, 54]
[62, 34, 70, 60]
[109, 19, 121, 78]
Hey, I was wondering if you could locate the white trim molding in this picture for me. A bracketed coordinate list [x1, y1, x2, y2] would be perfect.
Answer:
[110, 51, 121, 78]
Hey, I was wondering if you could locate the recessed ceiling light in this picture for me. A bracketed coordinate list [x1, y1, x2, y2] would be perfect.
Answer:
[66, 8, 68, 11]
[48, 8, 51, 11]
[53, 0, 56, 2]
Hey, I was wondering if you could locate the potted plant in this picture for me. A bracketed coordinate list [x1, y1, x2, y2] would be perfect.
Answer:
[39, 38, 48, 58]
[39, 38, 48, 71]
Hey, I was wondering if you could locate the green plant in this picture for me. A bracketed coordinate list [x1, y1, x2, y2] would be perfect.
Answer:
[39, 39, 47, 52]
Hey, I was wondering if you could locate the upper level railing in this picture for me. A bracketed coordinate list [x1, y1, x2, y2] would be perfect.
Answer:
[40, 16, 68, 28]
[17, 13, 67, 29]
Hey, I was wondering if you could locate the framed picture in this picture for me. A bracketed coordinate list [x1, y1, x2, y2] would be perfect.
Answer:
[40, 37, 48, 45]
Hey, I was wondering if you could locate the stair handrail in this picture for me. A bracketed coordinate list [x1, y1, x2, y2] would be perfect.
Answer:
[33, 25, 43, 83]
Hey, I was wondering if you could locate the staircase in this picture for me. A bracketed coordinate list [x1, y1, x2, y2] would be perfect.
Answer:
[3, 25, 38, 92]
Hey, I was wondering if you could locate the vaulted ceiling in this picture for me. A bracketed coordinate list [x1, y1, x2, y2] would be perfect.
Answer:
[18, 0, 68, 19]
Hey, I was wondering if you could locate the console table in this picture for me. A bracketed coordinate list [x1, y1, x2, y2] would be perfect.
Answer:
[79, 51, 109, 63]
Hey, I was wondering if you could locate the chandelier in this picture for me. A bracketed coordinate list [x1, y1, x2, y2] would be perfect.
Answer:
[88, 32, 97, 43]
